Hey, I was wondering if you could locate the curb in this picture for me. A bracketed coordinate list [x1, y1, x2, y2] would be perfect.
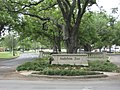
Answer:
[18, 71, 120, 79]
[29, 74, 108, 79]
[16, 71, 120, 79]
[0, 56, 19, 61]
[107, 53, 120, 56]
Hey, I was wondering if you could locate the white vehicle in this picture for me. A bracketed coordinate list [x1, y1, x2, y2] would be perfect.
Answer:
[111, 45, 120, 52]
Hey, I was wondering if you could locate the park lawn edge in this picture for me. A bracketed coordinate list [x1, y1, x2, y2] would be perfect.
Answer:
[0, 52, 20, 60]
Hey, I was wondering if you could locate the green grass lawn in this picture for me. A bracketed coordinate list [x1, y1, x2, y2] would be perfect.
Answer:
[0, 52, 18, 59]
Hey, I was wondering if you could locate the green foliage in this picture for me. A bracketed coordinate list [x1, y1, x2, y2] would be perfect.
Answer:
[17, 57, 102, 76]
[117, 68, 120, 73]
[0, 1, 21, 35]
[2, 34, 18, 52]
[1, 0, 120, 53]
[0, 52, 18, 59]
[0, 11, 14, 24]
[113, 21, 120, 46]
[17, 56, 120, 76]
[16, 57, 49, 71]
[88, 60, 118, 72]
[49, 64, 87, 70]
[79, 12, 113, 50]
[41, 68, 101, 76]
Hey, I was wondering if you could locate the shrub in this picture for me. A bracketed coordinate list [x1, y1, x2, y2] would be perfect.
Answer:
[88, 60, 118, 72]
[116, 67, 120, 72]
[17, 57, 119, 76]
[16, 57, 49, 71]
[39, 68, 102, 76]
[49, 64, 88, 70]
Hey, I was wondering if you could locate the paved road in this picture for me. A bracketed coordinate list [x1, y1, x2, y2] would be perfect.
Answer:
[0, 52, 39, 80]
[0, 53, 120, 90]
[109, 54, 120, 66]
[0, 52, 38, 67]
[0, 79, 120, 90]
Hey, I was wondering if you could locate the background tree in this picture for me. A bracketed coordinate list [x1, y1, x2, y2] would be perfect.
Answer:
[79, 12, 99, 51]
[78, 11, 117, 52]
[93, 12, 111, 51]
[113, 21, 120, 46]
[0, 0, 21, 36]
[2, 34, 18, 56]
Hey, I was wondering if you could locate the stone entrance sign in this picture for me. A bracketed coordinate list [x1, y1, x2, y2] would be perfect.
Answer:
[87, 52, 107, 61]
[52, 54, 88, 65]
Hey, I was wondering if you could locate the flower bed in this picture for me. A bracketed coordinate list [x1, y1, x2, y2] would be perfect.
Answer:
[16, 57, 120, 76]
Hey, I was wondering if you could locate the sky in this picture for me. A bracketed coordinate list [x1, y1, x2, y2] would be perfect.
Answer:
[97, 0, 120, 11]
[91, 0, 120, 19]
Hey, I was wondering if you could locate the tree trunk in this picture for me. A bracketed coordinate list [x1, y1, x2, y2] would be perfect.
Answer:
[109, 45, 112, 52]
[84, 44, 91, 52]
[0, 24, 4, 35]
[57, 37, 61, 53]
[63, 25, 78, 53]
[57, 0, 91, 53]
[99, 48, 102, 52]
[57, 29, 61, 53]
[53, 44, 57, 52]
[52, 30, 62, 53]
[66, 39, 78, 53]
[53, 35, 58, 53]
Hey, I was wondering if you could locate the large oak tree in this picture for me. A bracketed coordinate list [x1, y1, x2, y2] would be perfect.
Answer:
[57, 0, 96, 53]
[2, 0, 96, 53]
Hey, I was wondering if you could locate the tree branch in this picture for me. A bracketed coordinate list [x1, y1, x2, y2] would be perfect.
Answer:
[6, 0, 44, 12]
[39, 2, 57, 12]
[65, 0, 71, 7]
[57, 0, 66, 20]
[20, 12, 50, 21]
[4, 4, 50, 21]
[81, 0, 90, 17]
[68, 0, 76, 23]
[76, 0, 89, 25]
[73, 0, 89, 35]
[62, 0, 69, 13]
